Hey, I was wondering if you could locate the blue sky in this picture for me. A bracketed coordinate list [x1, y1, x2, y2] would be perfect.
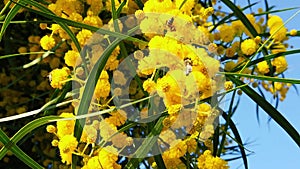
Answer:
[226, 1, 300, 168]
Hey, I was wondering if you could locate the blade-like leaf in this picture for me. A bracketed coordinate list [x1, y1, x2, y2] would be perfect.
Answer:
[12, 1, 147, 45]
[221, 110, 248, 169]
[0, 116, 61, 168]
[0, 1, 25, 41]
[211, 2, 259, 32]
[125, 116, 165, 168]
[231, 49, 300, 72]
[221, 72, 300, 84]
[228, 75, 300, 147]
[221, 0, 258, 37]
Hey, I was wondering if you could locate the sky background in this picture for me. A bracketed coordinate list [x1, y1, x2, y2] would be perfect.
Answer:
[224, 0, 300, 168]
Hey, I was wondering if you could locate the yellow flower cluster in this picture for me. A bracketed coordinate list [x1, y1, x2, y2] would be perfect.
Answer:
[82, 146, 121, 169]
[13, 0, 295, 167]
[240, 39, 258, 56]
[93, 70, 111, 99]
[49, 67, 70, 89]
[40, 35, 56, 50]
[46, 112, 127, 165]
[197, 150, 229, 169]
[268, 15, 287, 42]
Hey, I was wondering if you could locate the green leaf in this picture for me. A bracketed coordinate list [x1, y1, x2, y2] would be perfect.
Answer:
[154, 153, 166, 169]
[125, 116, 165, 168]
[211, 2, 259, 32]
[254, 7, 300, 17]
[116, 0, 127, 17]
[231, 49, 300, 72]
[21, 0, 81, 51]
[217, 91, 236, 157]
[221, 110, 248, 169]
[228, 75, 300, 147]
[0, 0, 25, 41]
[221, 72, 300, 84]
[221, 0, 258, 37]
[0, 116, 61, 168]
[13, 1, 147, 45]
[72, 26, 142, 167]
[134, 0, 144, 9]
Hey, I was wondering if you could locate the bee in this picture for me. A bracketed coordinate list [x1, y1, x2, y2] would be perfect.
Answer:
[184, 57, 193, 76]
[166, 17, 176, 31]
[47, 73, 52, 82]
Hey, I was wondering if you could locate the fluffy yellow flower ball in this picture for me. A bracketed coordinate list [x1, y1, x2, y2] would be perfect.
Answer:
[257, 61, 270, 74]
[40, 35, 56, 50]
[197, 150, 229, 169]
[58, 135, 78, 165]
[49, 67, 70, 89]
[56, 112, 75, 138]
[241, 39, 257, 55]
[290, 29, 298, 36]
[64, 50, 80, 68]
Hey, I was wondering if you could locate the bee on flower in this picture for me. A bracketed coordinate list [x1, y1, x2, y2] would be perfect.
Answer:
[184, 57, 193, 76]
[166, 17, 176, 32]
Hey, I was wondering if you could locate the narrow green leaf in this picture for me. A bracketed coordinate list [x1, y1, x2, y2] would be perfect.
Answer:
[0, 116, 60, 168]
[154, 153, 166, 169]
[21, 0, 81, 51]
[221, 0, 258, 37]
[254, 7, 300, 17]
[0, 116, 63, 169]
[217, 91, 236, 157]
[0, 116, 60, 157]
[0, 0, 12, 18]
[222, 72, 300, 84]
[221, 111, 248, 169]
[231, 49, 300, 72]
[179, 0, 188, 10]
[228, 75, 300, 147]
[211, 2, 259, 32]
[0, 0, 25, 41]
[134, 0, 144, 9]
[116, 0, 128, 16]
[125, 116, 165, 168]
[72, 26, 142, 167]
[13, 1, 147, 45]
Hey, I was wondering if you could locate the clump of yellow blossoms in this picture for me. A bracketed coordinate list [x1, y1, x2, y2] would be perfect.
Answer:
[268, 15, 287, 42]
[49, 67, 70, 89]
[197, 150, 229, 169]
[58, 135, 78, 165]
[40, 35, 56, 50]
[35, 0, 296, 168]
[241, 39, 258, 55]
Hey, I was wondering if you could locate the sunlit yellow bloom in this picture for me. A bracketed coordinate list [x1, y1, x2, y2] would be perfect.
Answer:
[197, 150, 229, 169]
[49, 67, 70, 89]
[58, 135, 78, 165]
[218, 24, 235, 42]
[257, 61, 270, 74]
[40, 35, 56, 50]
[83, 15, 103, 28]
[64, 50, 81, 68]
[76, 29, 93, 47]
[98, 146, 121, 169]
[105, 110, 127, 127]
[272, 56, 288, 73]
[290, 29, 298, 36]
[80, 125, 97, 143]
[241, 39, 257, 55]
[224, 81, 233, 91]
[143, 79, 157, 94]
[56, 112, 75, 138]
